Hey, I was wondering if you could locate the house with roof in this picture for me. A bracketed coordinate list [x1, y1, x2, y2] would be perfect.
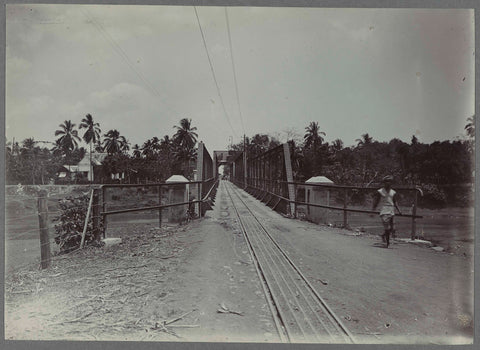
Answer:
[57, 153, 109, 183]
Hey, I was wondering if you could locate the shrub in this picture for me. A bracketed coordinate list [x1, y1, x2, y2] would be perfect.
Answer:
[54, 194, 102, 253]
[419, 183, 447, 208]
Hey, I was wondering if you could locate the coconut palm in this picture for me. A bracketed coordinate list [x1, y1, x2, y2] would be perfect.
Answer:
[121, 138, 130, 153]
[465, 115, 475, 138]
[151, 136, 161, 151]
[173, 118, 198, 150]
[20, 138, 41, 184]
[79, 114, 101, 182]
[330, 139, 344, 153]
[355, 133, 374, 148]
[132, 144, 142, 158]
[141, 139, 154, 159]
[103, 129, 128, 155]
[55, 120, 81, 157]
[303, 122, 326, 175]
[303, 121, 325, 149]
[79, 114, 101, 146]
[160, 135, 174, 152]
[173, 146, 197, 176]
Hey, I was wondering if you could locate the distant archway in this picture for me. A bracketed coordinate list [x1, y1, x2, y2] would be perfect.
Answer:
[213, 150, 242, 179]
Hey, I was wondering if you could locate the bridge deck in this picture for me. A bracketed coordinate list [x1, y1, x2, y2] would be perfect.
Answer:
[214, 180, 472, 344]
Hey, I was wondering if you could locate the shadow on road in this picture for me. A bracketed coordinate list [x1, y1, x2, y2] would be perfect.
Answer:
[372, 242, 391, 249]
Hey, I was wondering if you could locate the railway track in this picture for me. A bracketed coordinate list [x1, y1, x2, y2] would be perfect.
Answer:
[224, 181, 355, 344]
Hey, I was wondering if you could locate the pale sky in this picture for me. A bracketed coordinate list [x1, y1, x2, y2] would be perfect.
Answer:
[6, 4, 475, 152]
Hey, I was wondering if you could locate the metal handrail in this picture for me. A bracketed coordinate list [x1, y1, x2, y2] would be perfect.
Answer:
[293, 199, 423, 218]
[244, 177, 422, 192]
[101, 199, 202, 216]
[100, 180, 202, 189]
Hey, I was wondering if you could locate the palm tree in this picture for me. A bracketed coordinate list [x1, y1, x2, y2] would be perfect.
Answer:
[465, 115, 475, 138]
[94, 140, 104, 153]
[79, 114, 101, 147]
[79, 113, 101, 182]
[141, 139, 154, 159]
[103, 129, 128, 155]
[304, 121, 326, 149]
[173, 146, 197, 176]
[173, 118, 198, 150]
[21, 138, 40, 184]
[132, 144, 142, 159]
[121, 138, 130, 153]
[355, 133, 375, 183]
[55, 120, 81, 159]
[331, 139, 344, 153]
[355, 133, 373, 148]
[160, 135, 173, 153]
[303, 122, 326, 175]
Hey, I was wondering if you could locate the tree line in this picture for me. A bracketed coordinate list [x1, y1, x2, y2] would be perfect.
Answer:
[5, 113, 474, 207]
[229, 117, 475, 208]
[6, 115, 199, 185]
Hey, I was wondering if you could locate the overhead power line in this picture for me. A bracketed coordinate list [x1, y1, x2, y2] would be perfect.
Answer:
[193, 6, 239, 139]
[82, 9, 180, 118]
[225, 7, 246, 135]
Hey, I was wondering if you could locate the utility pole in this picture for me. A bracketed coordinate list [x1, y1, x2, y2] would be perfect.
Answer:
[243, 134, 247, 187]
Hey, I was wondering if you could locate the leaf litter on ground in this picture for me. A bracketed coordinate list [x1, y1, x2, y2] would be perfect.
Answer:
[5, 222, 194, 340]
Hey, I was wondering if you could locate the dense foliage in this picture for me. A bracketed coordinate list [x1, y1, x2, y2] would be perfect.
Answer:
[229, 117, 474, 208]
[6, 115, 199, 185]
[53, 194, 102, 252]
[5, 112, 474, 208]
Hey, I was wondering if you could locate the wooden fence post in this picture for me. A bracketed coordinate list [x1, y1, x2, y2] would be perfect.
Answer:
[92, 188, 101, 241]
[80, 189, 94, 249]
[37, 190, 50, 269]
[343, 188, 348, 228]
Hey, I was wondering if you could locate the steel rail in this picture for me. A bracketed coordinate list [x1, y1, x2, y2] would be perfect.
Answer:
[225, 181, 355, 343]
[240, 216, 335, 342]
[239, 216, 315, 341]
[230, 183, 356, 342]
[230, 184, 355, 343]
[222, 182, 289, 342]
[244, 215, 343, 341]
[229, 184, 352, 342]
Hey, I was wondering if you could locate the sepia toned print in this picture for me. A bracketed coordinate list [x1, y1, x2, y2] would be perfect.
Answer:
[4, 4, 474, 344]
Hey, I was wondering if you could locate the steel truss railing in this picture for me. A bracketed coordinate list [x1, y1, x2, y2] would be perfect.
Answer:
[233, 179, 423, 240]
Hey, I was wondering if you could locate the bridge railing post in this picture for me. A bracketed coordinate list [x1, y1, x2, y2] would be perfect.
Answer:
[293, 182, 298, 218]
[158, 184, 162, 227]
[101, 185, 107, 238]
[411, 190, 418, 240]
[92, 188, 101, 241]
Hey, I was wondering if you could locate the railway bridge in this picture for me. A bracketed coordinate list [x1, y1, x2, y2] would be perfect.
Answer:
[96, 142, 470, 344]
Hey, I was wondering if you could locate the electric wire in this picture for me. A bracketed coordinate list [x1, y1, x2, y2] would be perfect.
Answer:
[193, 6, 239, 139]
[225, 7, 246, 135]
[82, 9, 180, 117]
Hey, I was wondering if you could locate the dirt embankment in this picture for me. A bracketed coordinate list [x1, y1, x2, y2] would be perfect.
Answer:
[5, 215, 278, 342]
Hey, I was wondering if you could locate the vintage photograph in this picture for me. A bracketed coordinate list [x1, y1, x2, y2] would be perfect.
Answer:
[4, 4, 474, 344]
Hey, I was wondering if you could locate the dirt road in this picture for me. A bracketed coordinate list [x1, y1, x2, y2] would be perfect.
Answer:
[4, 181, 473, 344]
[227, 181, 474, 344]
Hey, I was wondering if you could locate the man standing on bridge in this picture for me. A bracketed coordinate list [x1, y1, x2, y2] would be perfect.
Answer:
[372, 175, 402, 248]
